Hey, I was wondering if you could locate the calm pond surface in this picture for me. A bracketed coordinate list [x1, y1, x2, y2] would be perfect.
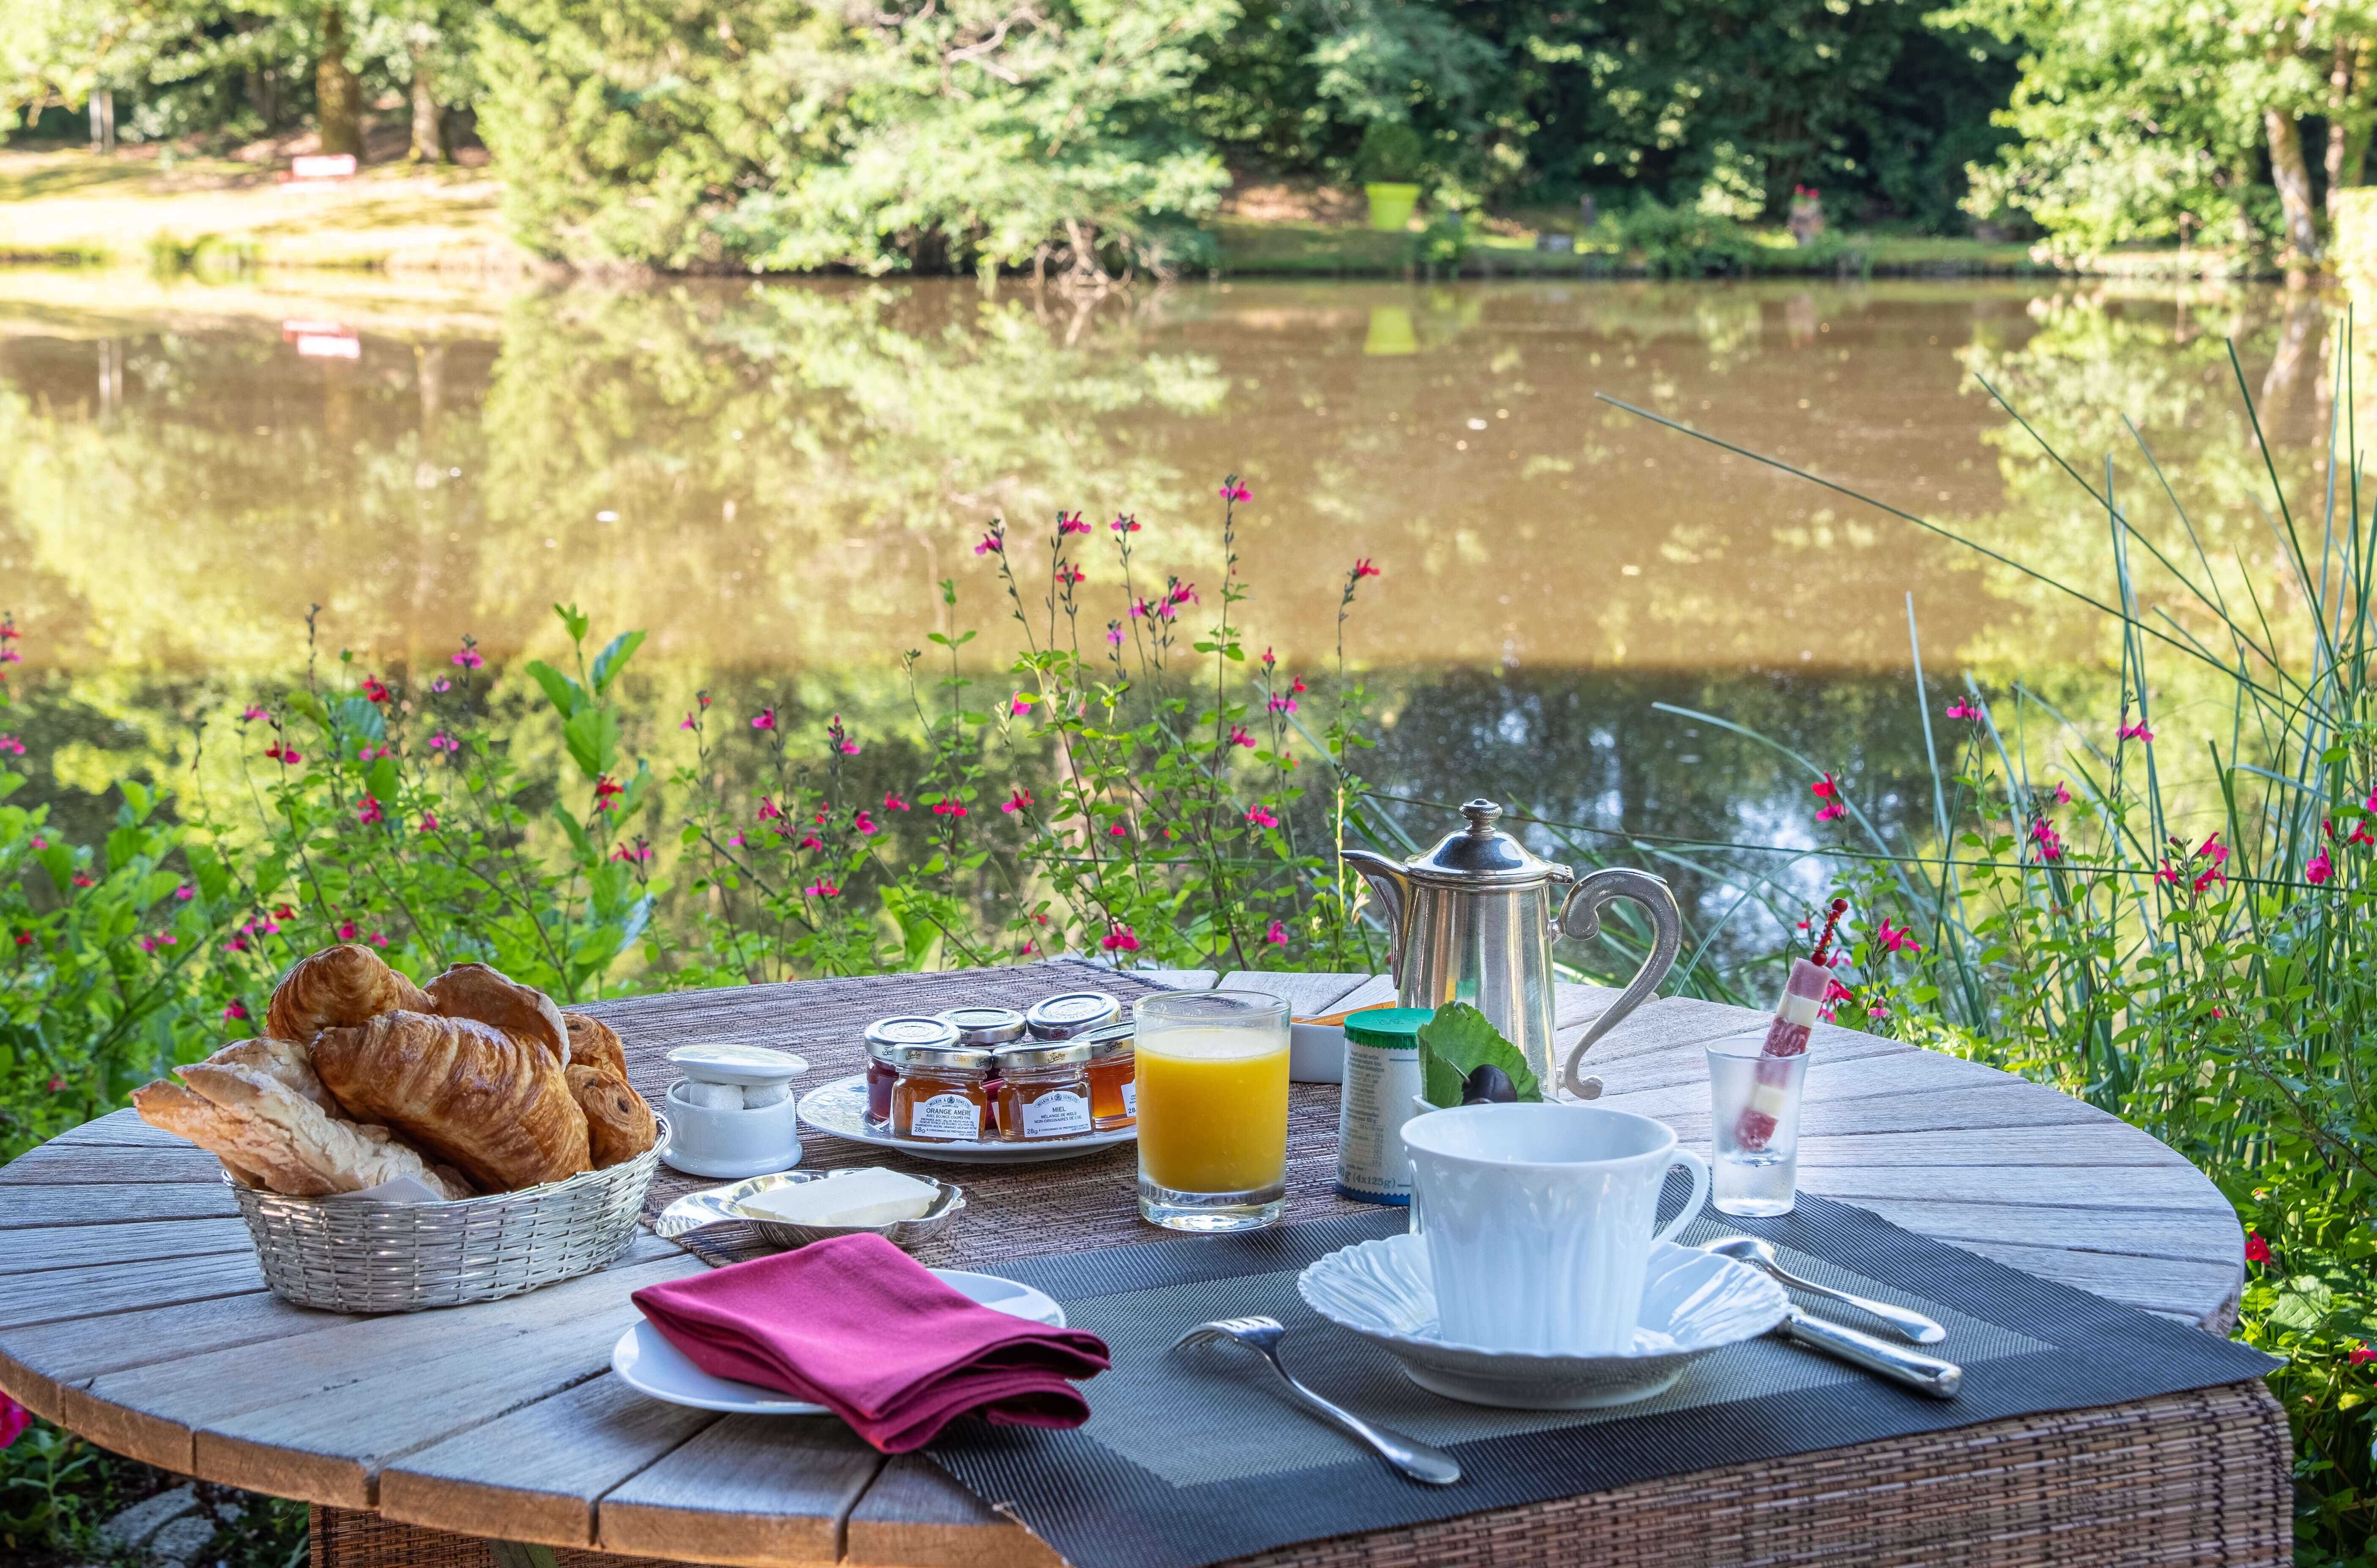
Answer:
[0, 269, 2347, 941]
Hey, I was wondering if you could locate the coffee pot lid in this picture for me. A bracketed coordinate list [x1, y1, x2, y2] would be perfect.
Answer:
[1403, 799, 1571, 887]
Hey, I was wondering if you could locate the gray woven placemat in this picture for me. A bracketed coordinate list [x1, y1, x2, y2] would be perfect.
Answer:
[925, 1195, 2278, 1568]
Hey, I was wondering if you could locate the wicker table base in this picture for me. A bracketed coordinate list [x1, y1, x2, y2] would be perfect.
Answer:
[314, 1380, 2289, 1568]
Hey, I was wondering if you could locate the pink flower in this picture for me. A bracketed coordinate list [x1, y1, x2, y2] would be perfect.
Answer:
[358, 744, 391, 762]
[2246, 1232, 2270, 1264]
[2028, 818, 2063, 862]
[1101, 925, 1142, 953]
[1944, 700, 1980, 721]
[418, 813, 438, 832]
[593, 775, 624, 811]
[357, 796, 385, 826]
[1167, 581, 1199, 609]
[1228, 725, 1255, 749]
[72, 873, 94, 888]
[1111, 514, 1141, 534]
[1056, 564, 1085, 588]
[727, 834, 746, 848]
[1264, 919, 1288, 945]
[679, 712, 698, 730]
[2307, 849, 2333, 886]
[337, 919, 358, 940]
[12, 931, 31, 948]
[1002, 789, 1035, 814]
[362, 676, 392, 704]
[805, 880, 841, 898]
[1352, 558, 1382, 579]
[1876, 918, 1922, 954]
[174, 885, 194, 901]
[2350, 1342, 2375, 1367]
[1010, 695, 1032, 717]
[2155, 861, 2181, 887]
[854, 810, 878, 836]
[883, 792, 910, 812]
[1810, 773, 1846, 821]
[2119, 722, 2153, 742]
[265, 744, 302, 766]
[1268, 691, 1298, 713]
[2052, 781, 2072, 805]
[428, 731, 460, 754]
[431, 678, 451, 693]
[239, 706, 267, 721]
[751, 708, 776, 731]
[757, 796, 785, 821]
[931, 799, 969, 818]
[224, 1002, 249, 1022]
[0, 1393, 28, 1450]
[1219, 480, 1252, 503]
[0, 735, 25, 757]
[612, 839, 655, 863]
[974, 529, 1003, 556]
[1246, 805, 1279, 828]
[452, 643, 484, 669]
[369, 931, 389, 947]
[799, 834, 824, 850]
[1109, 822, 1127, 837]
[1057, 511, 1091, 536]
[1105, 622, 1124, 647]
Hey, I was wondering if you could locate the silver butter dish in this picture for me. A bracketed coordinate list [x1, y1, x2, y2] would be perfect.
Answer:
[653, 1168, 965, 1253]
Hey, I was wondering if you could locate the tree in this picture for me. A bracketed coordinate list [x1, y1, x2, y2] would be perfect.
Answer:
[315, 4, 361, 156]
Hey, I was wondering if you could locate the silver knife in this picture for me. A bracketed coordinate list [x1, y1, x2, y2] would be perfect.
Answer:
[1775, 1307, 1963, 1398]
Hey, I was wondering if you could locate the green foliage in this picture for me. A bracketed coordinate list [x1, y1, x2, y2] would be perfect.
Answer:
[1353, 121, 1422, 184]
[1416, 1001, 1539, 1108]
[1615, 200, 1763, 278]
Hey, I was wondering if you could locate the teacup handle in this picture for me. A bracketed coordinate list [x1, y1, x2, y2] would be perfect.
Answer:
[1554, 868, 1683, 1100]
[1651, 1148, 1711, 1249]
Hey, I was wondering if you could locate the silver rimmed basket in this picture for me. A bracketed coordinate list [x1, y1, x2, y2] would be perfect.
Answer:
[227, 1119, 668, 1313]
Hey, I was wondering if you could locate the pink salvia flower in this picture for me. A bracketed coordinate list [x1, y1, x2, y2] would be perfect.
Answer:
[854, 810, 878, 836]
[1010, 695, 1032, 717]
[418, 813, 438, 832]
[1876, 918, 1922, 954]
[337, 920, 358, 940]
[2119, 722, 2153, 742]
[0, 736, 25, 757]
[431, 678, 451, 693]
[799, 834, 824, 850]
[175, 886, 194, 901]
[1945, 700, 1980, 721]
[1057, 511, 1091, 536]
[429, 731, 460, 753]
[1101, 925, 1142, 953]
[751, 708, 776, 731]
[1246, 805, 1279, 828]
[357, 796, 385, 826]
[974, 530, 1003, 556]
[1111, 514, 1141, 534]
[680, 713, 698, 730]
[805, 881, 841, 898]
[1265, 919, 1288, 945]
[2028, 818, 2063, 862]
[224, 1002, 249, 1022]
[2306, 849, 2333, 886]
[1106, 622, 1124, 647]
[239, 706, 267, 721]
[452, 643, 484, 669]
[1219, 480, 1252, 503]
[0, 1393, 30, 1450]
[2053, 781, 2072, 805]
[1228, 725, 1255, 749]
[1002, 789, 1034, 814]
[1352, 558, 1381, 579]
[883, 791, 910, 812]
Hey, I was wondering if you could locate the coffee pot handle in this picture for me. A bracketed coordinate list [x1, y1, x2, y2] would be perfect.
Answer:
[1553, 869, 1683, 1101]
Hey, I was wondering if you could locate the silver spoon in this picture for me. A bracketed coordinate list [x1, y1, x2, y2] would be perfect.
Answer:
[1170, 1317, 1461, 1486]
[1705, 1236, 1948, 1346]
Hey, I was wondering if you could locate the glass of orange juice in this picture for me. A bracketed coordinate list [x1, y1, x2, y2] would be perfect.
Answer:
[1134, 990, 1291, 1231]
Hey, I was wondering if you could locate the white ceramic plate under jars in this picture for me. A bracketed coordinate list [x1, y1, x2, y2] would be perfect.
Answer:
[1297, 1233, 1789, 1409]
[795, 1073, 1137, 1164]
[611, 1270, 1067, 1416]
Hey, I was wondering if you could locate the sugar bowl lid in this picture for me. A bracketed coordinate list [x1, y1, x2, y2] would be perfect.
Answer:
[1404, 799, 1572, 887]
[666, 1042, 809, 1086]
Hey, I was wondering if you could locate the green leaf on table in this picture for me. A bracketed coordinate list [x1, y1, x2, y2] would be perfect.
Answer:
[1416, 1002, 1542, 1108]
[526, 660, 588, 719]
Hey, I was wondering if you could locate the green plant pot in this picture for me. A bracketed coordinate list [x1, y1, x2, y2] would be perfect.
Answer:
[1366, 183, 1421, 233]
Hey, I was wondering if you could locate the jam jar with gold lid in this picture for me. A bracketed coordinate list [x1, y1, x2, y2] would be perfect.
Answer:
[989, 1039, 1096, 1141]
[890, 1043, 997, 1142]
[865, 1015, 960, 1128]
[1024, 991, 1121, 1041]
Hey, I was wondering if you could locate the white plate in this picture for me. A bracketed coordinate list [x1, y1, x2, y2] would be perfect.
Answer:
[797, 1073, 1137, 1164]
[612, 1269, 1068, 1415]
[1297, 1234, 1788, 1409]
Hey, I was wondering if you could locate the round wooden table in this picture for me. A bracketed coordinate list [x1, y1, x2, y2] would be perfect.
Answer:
[0, 964, 2286, 1568]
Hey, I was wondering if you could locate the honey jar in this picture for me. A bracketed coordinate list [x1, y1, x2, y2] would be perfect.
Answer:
[1024, 991, 1121, 1040]
[890, 1043, 996, 1142]
[989, 1040, 1096, 1141]
[1083, 1022, 1136, 1129]
[866, 1016, 961, 1128]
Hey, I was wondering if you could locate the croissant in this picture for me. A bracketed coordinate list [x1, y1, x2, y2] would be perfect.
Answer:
[312, 1010, 592, 1191]
[427, 963, 569, 1067]
[265, 944, 432, 1045]
[134, 1050, 472, 1200]
[567, 1064, 657, 1167]
[561, 1012, 628, 1079]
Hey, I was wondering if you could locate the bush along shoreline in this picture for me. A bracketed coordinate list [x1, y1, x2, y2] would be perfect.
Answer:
[3, 399, 2376, 1555]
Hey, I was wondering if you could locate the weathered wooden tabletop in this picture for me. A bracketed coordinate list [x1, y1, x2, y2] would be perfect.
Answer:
[0, 960, 2281, 1568]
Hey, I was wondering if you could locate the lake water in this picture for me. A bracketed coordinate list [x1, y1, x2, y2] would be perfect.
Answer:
[0, 270, 2344, 956]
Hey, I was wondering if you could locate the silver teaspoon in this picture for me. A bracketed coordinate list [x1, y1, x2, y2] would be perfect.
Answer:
[1171, 1317, 1461, 1486]
[1705, 1235, 1948, 1345]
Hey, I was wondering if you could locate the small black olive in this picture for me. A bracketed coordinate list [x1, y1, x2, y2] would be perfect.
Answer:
[1459, 1064, 1518, 1105]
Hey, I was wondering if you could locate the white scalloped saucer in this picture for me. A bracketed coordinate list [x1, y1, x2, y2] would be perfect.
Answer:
[1298, 1234, 1789, 1409]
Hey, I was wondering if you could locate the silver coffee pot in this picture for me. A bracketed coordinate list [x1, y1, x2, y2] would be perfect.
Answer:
[1344, 799, 1681, 1099]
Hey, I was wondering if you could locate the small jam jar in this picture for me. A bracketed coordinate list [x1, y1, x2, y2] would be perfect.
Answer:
[891, 1043, 997, 1142]
[990, 1040, 1096, 1141]
[1082, 1022, 1136, 1130]
[865, 1016, 960, 1127]
[938, 1007, 1028, 1047]
[1024, 991, 1121, 1041]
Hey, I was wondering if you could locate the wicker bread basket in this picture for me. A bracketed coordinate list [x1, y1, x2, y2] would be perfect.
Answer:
[227, 1118, 668, 1312]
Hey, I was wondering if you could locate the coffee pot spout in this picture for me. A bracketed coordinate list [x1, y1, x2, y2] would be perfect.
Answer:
[1340, 849, 1411, 982]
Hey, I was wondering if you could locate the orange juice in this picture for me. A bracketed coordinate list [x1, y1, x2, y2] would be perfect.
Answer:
[1136, 1027, 1291, 1193]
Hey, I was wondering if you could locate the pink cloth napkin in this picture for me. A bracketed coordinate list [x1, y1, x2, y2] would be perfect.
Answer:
[631, 1233, 1109, 1452]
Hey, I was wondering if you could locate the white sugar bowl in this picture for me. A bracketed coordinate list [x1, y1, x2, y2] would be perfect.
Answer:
[660, 1043, 810, 1179]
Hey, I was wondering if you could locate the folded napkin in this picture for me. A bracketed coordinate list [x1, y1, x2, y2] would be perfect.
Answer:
[631, 1233, 1110, 1452]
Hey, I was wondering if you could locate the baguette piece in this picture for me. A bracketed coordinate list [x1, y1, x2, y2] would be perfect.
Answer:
[265, 944, 433, 1046]
[313, 1011, 592, 1191]
[427, 963, 570, 1067]
[134, 1057, 472, 1200]
[566, 1064, 658, 1168]
[206, 1037, 340, 1114]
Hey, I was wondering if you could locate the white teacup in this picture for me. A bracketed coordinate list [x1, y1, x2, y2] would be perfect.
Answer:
[1401, 1103, 1711, 1355]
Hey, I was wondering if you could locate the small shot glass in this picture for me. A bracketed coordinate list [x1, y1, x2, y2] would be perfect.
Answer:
[1706, 1041, 1810, 1217]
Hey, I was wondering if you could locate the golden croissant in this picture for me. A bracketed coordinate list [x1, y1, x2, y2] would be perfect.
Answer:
[427, 962, 569, 1066]
[560, 1012, 629, 1079]
[566, 1064, 657, 1168]
[312, 1010, 592, 1191]
[265, 944, 432, 1045]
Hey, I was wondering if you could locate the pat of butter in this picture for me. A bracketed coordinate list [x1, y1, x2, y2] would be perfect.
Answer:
[740, 1168, 937, 1228]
